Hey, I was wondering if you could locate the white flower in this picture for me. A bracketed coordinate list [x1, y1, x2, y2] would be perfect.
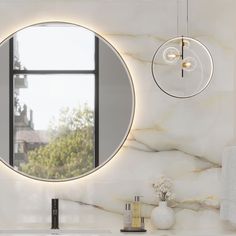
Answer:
[152, 176, 175, 201]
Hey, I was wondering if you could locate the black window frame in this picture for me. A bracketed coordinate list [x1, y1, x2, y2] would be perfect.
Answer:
[9, 36, 99, 169]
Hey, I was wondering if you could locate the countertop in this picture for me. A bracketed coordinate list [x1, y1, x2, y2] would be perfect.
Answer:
[0, 229, 236, 236]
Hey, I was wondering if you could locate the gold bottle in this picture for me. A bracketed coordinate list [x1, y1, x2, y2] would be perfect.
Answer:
[131, 196, 141, 228]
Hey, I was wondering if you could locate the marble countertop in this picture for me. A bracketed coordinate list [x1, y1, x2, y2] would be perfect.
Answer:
[0, 229, 236, 236]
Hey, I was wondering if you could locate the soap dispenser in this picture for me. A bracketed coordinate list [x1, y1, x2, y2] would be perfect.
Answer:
[123, 203, 132, 230]
[131, 196, 141, 228]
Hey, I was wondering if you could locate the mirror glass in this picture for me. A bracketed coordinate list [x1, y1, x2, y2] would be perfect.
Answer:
[0, 22, 134, 180]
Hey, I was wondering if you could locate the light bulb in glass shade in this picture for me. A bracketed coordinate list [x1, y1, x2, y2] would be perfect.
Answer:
[163, 47, 180, 64]
[182, 57, 197, 71]
[182, 39, 190, 48]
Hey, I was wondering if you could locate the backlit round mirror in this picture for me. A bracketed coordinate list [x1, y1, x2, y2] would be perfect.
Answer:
[0, 22, 134, 181]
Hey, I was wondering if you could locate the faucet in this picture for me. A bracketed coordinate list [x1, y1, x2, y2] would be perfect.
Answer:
[51, 198, 59, 229]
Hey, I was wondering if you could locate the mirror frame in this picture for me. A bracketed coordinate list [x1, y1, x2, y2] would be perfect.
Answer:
[0, 21, 135, 182]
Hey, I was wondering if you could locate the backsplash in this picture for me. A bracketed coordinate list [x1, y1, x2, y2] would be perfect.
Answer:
[0, 0, 235, 233]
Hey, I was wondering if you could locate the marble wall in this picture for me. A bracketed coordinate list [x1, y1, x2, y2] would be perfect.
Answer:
[0, 0, 236, 233]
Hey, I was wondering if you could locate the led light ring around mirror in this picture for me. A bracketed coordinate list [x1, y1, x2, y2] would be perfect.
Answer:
[151, 36, 214, 98]
[0, 21, 135, 182]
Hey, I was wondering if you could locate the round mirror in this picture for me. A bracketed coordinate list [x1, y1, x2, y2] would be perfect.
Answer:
[0, 22, 134, 181]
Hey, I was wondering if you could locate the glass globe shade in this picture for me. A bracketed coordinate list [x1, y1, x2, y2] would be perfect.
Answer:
[163, 47, 180, 64]
[151, 36, 213, 98]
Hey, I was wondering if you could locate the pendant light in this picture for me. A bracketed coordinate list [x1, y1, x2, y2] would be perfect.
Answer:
[151, 0, 213, 98]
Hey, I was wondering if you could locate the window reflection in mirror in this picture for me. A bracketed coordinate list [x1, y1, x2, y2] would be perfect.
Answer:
[11, 24, 98, 179]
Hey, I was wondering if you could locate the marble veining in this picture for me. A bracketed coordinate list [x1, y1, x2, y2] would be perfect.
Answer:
[0, 0, 235, 233]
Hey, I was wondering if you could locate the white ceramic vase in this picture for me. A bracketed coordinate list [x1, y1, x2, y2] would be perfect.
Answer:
[151, 201, 175, 230]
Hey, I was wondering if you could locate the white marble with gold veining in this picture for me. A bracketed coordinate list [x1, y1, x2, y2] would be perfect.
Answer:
[0, 0, 235, 234]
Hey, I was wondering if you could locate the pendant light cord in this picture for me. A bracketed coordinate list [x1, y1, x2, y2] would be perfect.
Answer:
[177, 0, 179, 36]
[177, 0, 189, 36]
[187, 0, 189, 36]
